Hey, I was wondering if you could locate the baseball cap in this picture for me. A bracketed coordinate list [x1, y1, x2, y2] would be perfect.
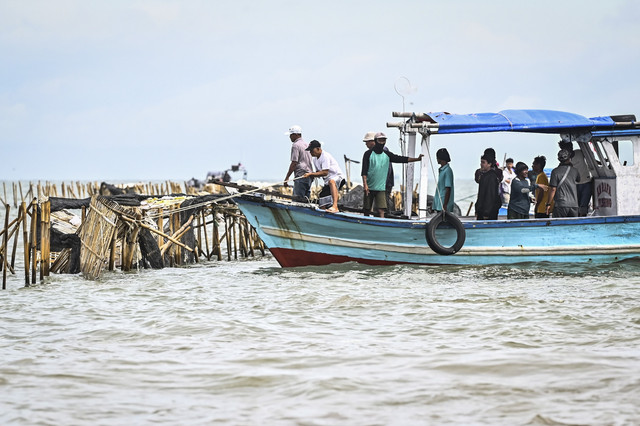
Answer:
[374, 132, 387, 140]
[305, 140, 321, 151]
[285, 125, 303, 135]
[363, 131, 376, 142]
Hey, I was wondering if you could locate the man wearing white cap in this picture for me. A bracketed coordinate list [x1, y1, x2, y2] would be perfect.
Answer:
[284, 125, 313, 201]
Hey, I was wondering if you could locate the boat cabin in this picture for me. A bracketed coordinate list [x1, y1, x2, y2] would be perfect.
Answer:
[387, 110, 640, 218]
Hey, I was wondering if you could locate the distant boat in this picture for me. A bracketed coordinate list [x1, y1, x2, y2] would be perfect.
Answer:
[236, 109, 640, 267]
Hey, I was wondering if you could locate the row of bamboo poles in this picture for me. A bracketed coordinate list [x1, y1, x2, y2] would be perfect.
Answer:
[0, 182, 269, 289]
[0, 180, 193, 209]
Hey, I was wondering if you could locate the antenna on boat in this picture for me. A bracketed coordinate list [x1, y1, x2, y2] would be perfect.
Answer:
[394, 76, 416, 113]
[394, 77, 417, 193]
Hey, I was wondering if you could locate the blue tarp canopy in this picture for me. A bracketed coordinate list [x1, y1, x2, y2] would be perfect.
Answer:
[421, 110, 617, 134]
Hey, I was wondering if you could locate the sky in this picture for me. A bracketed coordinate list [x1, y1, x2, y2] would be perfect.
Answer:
[2, 0, 640, 186]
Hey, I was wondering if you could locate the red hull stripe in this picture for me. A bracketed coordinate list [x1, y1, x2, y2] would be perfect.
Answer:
[269, 247, 417, 267]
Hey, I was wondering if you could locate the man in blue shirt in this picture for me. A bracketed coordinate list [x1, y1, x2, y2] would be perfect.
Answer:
[433, 148, 455, 213]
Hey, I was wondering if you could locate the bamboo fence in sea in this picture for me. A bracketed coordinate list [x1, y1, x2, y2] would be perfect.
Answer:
[0, 180, 269, 288]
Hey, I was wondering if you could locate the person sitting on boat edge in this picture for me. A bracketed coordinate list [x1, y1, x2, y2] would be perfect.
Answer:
[507, 162, 548, 220]
[283, 125, 314, 202]
[361, 132, 423, 218]
[475, 153, 502, 220]
[303, 140, 345, 213]
[546, 149, 581, 218]
[532, 155, 553, 218]
[432, 148, 455, 213]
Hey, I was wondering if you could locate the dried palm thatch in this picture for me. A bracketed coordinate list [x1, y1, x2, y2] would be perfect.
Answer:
[77, 196, 123, 280]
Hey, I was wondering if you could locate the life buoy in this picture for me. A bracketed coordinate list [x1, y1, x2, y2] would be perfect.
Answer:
[425, 211, 466, 255]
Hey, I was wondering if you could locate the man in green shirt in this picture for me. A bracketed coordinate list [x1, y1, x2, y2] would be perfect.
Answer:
[433, 148, 454, 213]
[361, 132, 423, 217]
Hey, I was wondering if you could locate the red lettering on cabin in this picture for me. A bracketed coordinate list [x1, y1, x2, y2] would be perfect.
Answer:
[598, 197, 612, 208]
[596, 182, 611, 197]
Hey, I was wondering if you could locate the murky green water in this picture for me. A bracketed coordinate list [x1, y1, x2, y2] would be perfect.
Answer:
[2, 257, 640, 425]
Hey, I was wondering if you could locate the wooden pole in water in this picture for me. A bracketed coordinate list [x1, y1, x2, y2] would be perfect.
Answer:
[40, 200, 51, 279]
[231, 215, 238, 260]
[108, 231, 116, 271]
[212, 209, 221, 261]
[10, 205, 22, 271]
[201, 209, 210, 260]
[19, 182, 24, 205]
[2, 203, 9, 289]
[122, 213, 141, 272]
[13, 183, 18, 208]
[196, 210, 203, 258]
[173, 207, 181, 265]
[225, 212, 231, 261]
[157, 208, 164, 247]
[30, 199, 37, 285]
[21, 202, 30, 286]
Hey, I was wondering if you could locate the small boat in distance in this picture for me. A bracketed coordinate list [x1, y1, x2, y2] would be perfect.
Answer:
[235, 109, 640, 267]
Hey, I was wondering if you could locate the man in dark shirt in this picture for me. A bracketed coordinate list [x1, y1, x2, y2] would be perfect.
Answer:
[547, 149, 580, 218]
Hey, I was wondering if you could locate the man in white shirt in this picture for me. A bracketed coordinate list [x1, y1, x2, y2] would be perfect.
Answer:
[303, 140, 345, 213]
[501, 158, 516, 204]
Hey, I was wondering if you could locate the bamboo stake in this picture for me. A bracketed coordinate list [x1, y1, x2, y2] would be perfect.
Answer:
[172, 207, 181, 265]
[13, 182, 18, 208]
[238, 216, 247, 258]
[212, 209, 222, 261]
[10, 205, 22, 270]
[21, 202, 30, 286]
[201, 209, 211, 260]
[244, 218, 255, 257]
[30, 199, 37, 285]
[40, 200, 51, 279]
[159, 214, 195, 257]
[225, 213, 231, 261]
[19, 182, 24, 205]
[2, 203, 8, 289]
[122, 214, 141, 272]
[135, 219, 194, 253]
[196, 209, 203, 258]
[157, 208, 164, 247]
[231, 215, 238, 260]
[108, 231, 116, 271]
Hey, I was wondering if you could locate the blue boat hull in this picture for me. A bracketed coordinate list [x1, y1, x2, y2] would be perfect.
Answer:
[235, 196, 640, 267]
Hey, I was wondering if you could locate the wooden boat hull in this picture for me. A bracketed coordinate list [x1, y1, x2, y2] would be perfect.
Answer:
[235, 196, 640, 267]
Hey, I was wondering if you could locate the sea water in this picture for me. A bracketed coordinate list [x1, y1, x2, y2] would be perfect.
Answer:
[1, 182, 640, 425]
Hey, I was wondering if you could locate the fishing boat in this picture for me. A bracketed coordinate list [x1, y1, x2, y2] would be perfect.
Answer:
[235, 109, 640, 267]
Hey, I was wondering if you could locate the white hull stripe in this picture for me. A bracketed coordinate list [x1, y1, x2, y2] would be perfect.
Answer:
[261, 226, 640, 257]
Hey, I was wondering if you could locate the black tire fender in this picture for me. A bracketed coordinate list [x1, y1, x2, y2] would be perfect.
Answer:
[425, 211, 466, 255]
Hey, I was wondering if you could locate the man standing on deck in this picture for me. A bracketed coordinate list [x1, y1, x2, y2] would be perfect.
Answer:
[547, 149, 580, 218]
[433, 148, 454, 213]
[361, 132, 423, 218]
[303, 140, 345, 213]
[475, 154, 502, 220]
[283, 125, 313, 201]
